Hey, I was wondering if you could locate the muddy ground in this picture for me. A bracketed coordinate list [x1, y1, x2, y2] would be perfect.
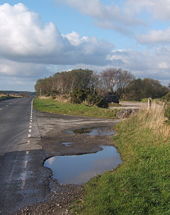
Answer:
[16, 111, 120, 215]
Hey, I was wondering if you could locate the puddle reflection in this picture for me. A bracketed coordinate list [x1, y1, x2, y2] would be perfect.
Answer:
[62, 142, 74, 147]
[65, 127, 115, 136]
[44, 146, 122, 185]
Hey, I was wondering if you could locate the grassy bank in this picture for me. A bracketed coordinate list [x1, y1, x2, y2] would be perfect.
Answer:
[73, 104, 170, 215]
[34, 98, 118, 119]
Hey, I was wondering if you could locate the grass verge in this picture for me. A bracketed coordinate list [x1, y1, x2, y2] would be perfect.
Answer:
[33, 98, 118, 119]
[72, 104, 170, 215]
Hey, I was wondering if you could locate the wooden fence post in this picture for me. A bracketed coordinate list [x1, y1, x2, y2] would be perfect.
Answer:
[148, 97, 152, 110]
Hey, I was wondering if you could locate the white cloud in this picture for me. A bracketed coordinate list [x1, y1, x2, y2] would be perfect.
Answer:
[0, 3, 62, 58]
[63, 32, 89, 46]
[158, 62, 169, 70]
[0, 58, 49, 78]
[55, 0, 170, 36]
[126, 0, 170, 21]
[55, 0, 143, 34]
[138, 28, 170, 44]
[0, 58, 51, 91]
[0, 3, 113, 66]
[0, 3, 115, 91]
[107, 48, 170, 85]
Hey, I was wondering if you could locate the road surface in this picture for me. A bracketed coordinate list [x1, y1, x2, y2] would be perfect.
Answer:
[0, 98, 50, 215]
[0, 98, 120, 215]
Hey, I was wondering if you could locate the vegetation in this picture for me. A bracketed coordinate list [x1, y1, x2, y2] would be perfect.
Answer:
[123, 78, 169, 101]
[35, 68, 134, 107]
[73, 104, 170, 215]
[162, 92, 170, 122]
[33, 98, 118, 118]
[35, 69, 169, 106]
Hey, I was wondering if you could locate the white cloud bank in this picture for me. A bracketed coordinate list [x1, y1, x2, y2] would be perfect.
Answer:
[0, 3, 113, 66]
[138, 28, 170, 44]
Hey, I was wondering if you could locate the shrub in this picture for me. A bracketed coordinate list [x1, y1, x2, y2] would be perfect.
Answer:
[162, 92, 170, 102]
[70, 89, 88, 104]
[86, 92, 101, 106]
[96, 98, 109, 108]
[86, 93, 109, 108]
[124, 78, 169, 101]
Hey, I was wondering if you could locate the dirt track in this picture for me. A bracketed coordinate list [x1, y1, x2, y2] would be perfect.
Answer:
[110, 101, 147, 110]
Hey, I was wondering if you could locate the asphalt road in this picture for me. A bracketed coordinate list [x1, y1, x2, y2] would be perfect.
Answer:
[0, 98, 32, 154]
[0, 98, 50, 215]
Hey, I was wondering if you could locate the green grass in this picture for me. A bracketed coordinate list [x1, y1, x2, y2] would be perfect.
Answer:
[34, 98, 118, 118]
[72, 109, 170, 215]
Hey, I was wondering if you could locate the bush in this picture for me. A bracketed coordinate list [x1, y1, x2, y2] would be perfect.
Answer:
[86, 92, 101, 105]
[124, 78, 169, 101]
[70, 89, 88, 104]
[96, 98, 109, 108]
[86, 93, 109, 108]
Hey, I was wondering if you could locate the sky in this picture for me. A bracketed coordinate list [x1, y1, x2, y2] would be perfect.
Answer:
[0, 0, 170, 91]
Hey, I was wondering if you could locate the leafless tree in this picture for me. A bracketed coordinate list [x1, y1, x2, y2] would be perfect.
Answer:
[100, 68, 134, 96]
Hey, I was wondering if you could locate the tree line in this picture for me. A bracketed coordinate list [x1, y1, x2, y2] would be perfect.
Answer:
[35, 68, 169, 107]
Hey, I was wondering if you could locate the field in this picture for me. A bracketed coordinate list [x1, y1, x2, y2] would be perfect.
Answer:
[73, 104, 170, 215]
[34, 98, 118, 119]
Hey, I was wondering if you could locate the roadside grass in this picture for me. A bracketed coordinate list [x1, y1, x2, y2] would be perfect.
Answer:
[72, 104, 170, 215]
[34, 98, 118, 119]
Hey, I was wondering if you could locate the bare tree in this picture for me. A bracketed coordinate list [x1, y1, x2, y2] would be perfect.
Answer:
[116, 69, 135, 96]
[100, 68, 134, 96]
[100, 68, 119, 93]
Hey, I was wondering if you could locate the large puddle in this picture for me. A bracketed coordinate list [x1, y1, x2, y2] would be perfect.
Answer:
[44, 146, 122, 185]
[65, 127, 115, 136]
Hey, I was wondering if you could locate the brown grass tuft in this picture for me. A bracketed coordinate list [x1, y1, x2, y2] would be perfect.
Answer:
[137, 102, 170, 139]
[54, 95, 71, 103]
